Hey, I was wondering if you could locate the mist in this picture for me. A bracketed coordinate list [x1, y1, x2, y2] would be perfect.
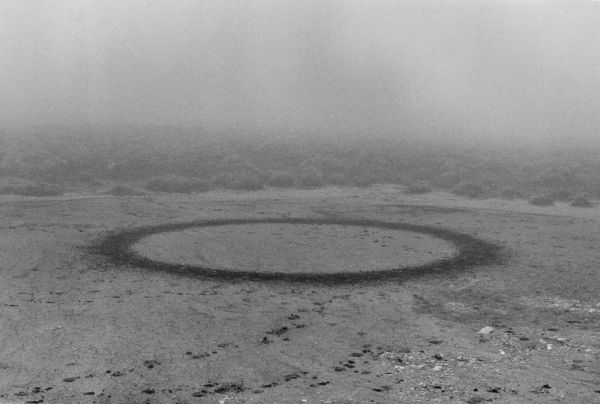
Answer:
[2, 0, 600, 146]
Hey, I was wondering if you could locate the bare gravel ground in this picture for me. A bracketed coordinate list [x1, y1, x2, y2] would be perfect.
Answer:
[0, 186, 598, 403]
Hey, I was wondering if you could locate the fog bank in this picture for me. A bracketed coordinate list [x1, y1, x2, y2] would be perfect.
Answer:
[2, 1, 599, 146]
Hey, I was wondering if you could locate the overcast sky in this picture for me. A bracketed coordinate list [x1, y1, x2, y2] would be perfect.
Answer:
[1, 0, 599, 145]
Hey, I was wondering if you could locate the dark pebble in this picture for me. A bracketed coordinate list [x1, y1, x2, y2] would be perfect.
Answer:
[284, 373, 300, 381]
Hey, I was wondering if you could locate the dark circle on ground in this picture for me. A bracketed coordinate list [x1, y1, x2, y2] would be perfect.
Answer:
[94, 217, 505, 284]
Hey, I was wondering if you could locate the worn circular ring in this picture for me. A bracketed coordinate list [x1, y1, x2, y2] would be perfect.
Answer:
[95, 217, 503, 284]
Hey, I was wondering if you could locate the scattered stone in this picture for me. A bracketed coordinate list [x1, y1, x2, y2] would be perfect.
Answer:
[214, 382, 245, 394]
[284, 373, 300, 381]
[266, 327, 288, 336]
[531, 384, 551, 394]
[141, 388, 155, 394]
[144, 359, 161, 368]
[62, 377, 78, 383]
[433, 352, 444, 360]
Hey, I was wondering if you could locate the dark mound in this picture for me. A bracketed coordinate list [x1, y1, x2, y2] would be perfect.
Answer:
[528, 195, 554, 206]
[106, 185, 145, 196]
[571, 196, 592, 208]
[93, 217, 505, 284]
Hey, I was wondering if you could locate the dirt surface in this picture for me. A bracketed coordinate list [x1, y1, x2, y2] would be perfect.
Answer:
[0, 186, 599, 403]
[132, 223, 456, 274]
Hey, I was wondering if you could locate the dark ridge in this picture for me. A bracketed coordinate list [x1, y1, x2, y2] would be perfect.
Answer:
[91, 217, 506, 285]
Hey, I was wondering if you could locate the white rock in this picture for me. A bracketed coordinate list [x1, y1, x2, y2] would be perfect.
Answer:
[478, 326, 494, 334]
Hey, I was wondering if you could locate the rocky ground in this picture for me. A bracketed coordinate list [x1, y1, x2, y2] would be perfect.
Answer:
[0, 186, 598, 403]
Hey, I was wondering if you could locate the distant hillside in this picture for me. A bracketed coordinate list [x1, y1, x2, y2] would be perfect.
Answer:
[1, 127, 599, 200]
